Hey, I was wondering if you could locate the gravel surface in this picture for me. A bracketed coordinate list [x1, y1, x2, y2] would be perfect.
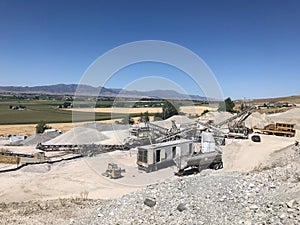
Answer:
[1, 146, 299, 225]
[45, 123, 129, 145]
[77, 146, 300, 225]
[22, 131, 61, 146]
[245, 108, 300, 129]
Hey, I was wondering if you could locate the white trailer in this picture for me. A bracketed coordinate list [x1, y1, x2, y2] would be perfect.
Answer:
[137, 139, 193, 172]
[137, 133, 223, 174]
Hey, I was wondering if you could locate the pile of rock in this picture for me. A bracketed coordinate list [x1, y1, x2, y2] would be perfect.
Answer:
[21, 131, 61, 146]
[76, 146, 300, 225]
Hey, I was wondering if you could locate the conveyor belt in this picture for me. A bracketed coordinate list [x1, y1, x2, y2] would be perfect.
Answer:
[36, 143, 128, 154]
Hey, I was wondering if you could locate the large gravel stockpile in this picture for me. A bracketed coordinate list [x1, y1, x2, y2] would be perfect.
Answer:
[45, 123, 128, 145]
[99, 129, 131, 145]
[245, 108, 300, 129]
[22, 131, 61, 146]
[245, 112, 272, 129]
[47, 116, 194, 145]
[83, 122, 129, 131]
[199, 111, 233, 125]
[45, 126, 109, 145]
[153, 115, 194, 129]
[269, 108, 300, 129]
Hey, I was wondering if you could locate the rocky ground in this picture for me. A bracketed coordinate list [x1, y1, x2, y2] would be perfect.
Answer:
[1, 145, 299, 225]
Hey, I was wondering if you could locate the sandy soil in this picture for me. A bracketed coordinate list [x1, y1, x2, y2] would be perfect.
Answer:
[0, 120, 122, 136]
[67, 106, 217, 116]
[66, 107, 163, 114]
[180, 106, 217, 115]
[1, 134, 297, 203]
[0, 123, 77, 136]
[222, 134, 297, 172]
[0, 151, 176, 203]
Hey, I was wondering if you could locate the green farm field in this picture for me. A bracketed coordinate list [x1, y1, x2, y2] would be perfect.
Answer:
[0, 100, 113, 125]
[0, 96, 207, 125]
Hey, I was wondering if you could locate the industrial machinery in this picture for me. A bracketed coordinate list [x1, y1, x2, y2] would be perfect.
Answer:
[175, 149, 223, 176]
[137, 132, 223, 174]
[102, 163, 125, 179]
[217, 106, 256, 139]
[137, 139, 193, 172]
[253, 123, 296, 137]
[174, 132, 223, 175]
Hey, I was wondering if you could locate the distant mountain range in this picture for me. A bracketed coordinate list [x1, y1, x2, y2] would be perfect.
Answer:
[0, 84, 207, 100]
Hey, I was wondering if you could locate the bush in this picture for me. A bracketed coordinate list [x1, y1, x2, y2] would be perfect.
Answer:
[36, 121, 51, 133]
[218, 97, 235, 112]
[201, 110, 209, 116]
[155, 101, 179, 120]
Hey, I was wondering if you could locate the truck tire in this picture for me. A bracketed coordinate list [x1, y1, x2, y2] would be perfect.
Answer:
[213, 162, 223, 170]
[213, 164, 219, 170]
[218, 162, 223, 169]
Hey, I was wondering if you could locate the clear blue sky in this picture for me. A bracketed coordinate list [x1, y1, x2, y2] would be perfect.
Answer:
[0, 0, 299, 99]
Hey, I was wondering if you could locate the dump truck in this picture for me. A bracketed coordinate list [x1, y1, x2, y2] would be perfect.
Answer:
[253, 123, 296, 137]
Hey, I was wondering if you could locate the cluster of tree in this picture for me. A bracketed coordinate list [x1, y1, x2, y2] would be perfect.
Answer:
[121, 111, 150, 125]
[201, 109, 209, 116]
[218, 97, 235, 113]
[57, 101, 72, 108]
[132, 101, 164, 108]
[120, 115, 134, 125]
[137, 111, 149, 123]
[36, 121, 52, 133]
[9, 105, 26, 110]
[119, 101, 181, 125]
[155, 101, 179, 120]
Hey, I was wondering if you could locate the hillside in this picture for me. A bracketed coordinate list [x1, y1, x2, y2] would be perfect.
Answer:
[0, 84, 205, 100]
[235, 95, 300, 105]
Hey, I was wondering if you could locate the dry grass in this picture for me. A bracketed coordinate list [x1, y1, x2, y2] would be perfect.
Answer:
[0, 124, 36, 136]
[65, 107, 163, 114]
[66, 106, 218, 116]
[0, 118, 130, 136]
[235, 95, 300, 105]
[0, 123, 71, 136]
[255, 106, 297, 114]
[179, 106, 217, 115]
[0, 155, 20, 164]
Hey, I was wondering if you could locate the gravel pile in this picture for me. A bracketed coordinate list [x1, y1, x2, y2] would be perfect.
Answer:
[76, 146, 300, 225]
[198, 111, 233, 125]
[45, 123, 128, 145]
[269, 108, 300, 129]
[44, 126, 109, 145]
[21, 131, 61, 146]
[245, 108, 300, 129]
[46, 116, 193, 145]
[153, 115, 194, 129]
[245, 112, 272, 129]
